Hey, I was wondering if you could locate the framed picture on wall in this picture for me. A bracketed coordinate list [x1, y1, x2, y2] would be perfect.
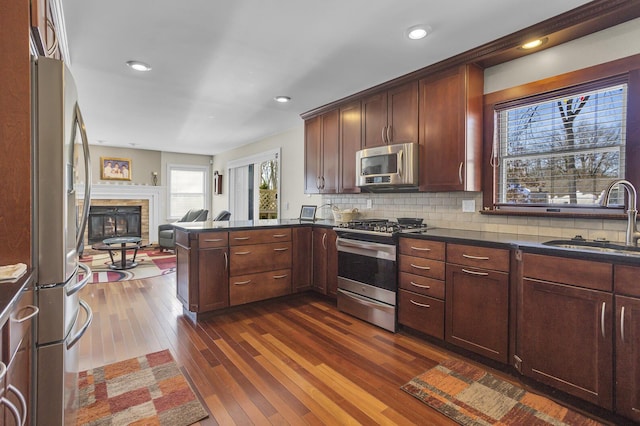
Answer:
[101, 157, 132, 181]
[299, 205, 317, 221]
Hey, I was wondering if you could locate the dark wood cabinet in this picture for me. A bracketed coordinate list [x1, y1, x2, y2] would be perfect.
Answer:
[614, 265, 640, 422]
[292, 227, 312, 292]
[361, 81, 418, 149]
[445, 244, 509, 363]
[419, 64, 483, 192]
[304, 109, 339, 194]
[519, 253, 614, 409]
[312, 228, 337, 297]
[338, 101, 362, 193]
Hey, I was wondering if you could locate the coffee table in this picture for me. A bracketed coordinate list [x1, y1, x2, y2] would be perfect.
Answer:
[92, 237, 144, 270]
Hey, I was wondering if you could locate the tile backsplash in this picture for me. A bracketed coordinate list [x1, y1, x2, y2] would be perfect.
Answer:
[320, 192, 630, 243]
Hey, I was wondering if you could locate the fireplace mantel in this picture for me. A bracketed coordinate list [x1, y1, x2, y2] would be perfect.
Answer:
[78, 184, 164, 243]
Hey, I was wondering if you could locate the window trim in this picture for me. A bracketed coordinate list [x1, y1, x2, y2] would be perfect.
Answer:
[482, 53, 640, 217]
[166, 163, 210, 220]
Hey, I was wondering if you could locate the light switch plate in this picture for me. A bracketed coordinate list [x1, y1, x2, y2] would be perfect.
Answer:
[366, 199, 372, 209]
[462, 199, 475, 213]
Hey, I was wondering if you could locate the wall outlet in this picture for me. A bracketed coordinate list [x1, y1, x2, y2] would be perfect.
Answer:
[285, 202, 289, 210]
[462, 199, 475, 213]
[366, 199, 372, 209]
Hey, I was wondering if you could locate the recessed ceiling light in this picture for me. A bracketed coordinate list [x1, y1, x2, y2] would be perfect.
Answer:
[274, 96, 291, 103]
[520, 37, 548, 50]
[126, 60, 152, 72]
[406, 25, 431, 40]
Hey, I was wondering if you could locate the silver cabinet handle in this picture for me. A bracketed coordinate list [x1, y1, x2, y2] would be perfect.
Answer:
[204, 238, 224, 242]
[410, 299, 431, 308]
[235, 251, 251, 255]
[233, 280, 252, 286]
[458, 161, 464, 184]
[0, 362, 6, 381]
[410, 246, 431, 251]
[272, 234, 287, 238]
[234, 236, 250, 241]
[273, 247, 289, 252]
[381, 126, 386, 144]
[273, 274, 288, 279]
[12, 305, 39, 323]
[620, 306, 626, 343]
[322, 233, 327, 250]
[7, 384, 26, 426]
[410, 264, 430, 270]
[410, 281, 431, 289]
[462, 268, 489, 276]
[321, 176, 325, 189]
[601, 301, 606, 339]
[462, 254, 490, 260]
[224, 252, 228, 270]
[386, 125, 392, 144]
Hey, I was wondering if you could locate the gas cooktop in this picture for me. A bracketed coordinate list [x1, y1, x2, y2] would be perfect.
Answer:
[334, 218, 428, 236]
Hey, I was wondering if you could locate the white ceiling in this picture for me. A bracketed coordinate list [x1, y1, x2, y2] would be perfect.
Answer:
[62, 0, 591, 156]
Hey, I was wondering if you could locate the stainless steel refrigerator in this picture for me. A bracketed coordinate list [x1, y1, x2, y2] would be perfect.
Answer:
[32, 56, 93, 426]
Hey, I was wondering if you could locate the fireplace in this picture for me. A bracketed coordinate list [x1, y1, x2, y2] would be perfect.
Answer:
[88, 206, 142, 244]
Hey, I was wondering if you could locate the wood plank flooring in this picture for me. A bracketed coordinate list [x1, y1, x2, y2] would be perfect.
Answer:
[77, 276, 611, 425]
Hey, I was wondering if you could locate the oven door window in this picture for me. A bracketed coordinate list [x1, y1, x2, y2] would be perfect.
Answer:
[338, 251, 396, 292]
[361, 154, 398, 175]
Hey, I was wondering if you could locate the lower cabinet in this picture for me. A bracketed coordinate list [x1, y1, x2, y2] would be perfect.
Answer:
[398, 290, 444, 339]
[312, 228, 337, 297]
[230, 269, 291, 305]
[292, 227, 312, 292]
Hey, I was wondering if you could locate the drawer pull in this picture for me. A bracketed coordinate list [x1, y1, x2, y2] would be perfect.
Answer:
[233, 280, 252, 286]
[235, 251, 251, 255]
[12, 305, 39, 323]
[410, 246, 431, 251]
[234, 236, 250, 240]
[273, 247, 289, 252]
[410, 299, 430, 308]
[410, 281, 431, 289]
[462, 254, 490, 260]
[204, 238, 224, 242]
[273, 234, 287, 238]
[410, 264, 430, 270]
[620, 306, 626, 343]
[461, 268, 489, 276]
[601, 301, 606, 339]
[273, 274, 288, 279]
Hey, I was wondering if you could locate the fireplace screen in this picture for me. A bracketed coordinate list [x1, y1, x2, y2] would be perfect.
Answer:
[88, 206, 142, 244]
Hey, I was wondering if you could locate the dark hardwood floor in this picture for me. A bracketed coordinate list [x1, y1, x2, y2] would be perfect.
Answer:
[77, 276, 612, 425]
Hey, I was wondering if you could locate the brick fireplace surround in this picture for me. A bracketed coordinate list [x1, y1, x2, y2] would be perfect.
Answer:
[78, 184, 163, 245]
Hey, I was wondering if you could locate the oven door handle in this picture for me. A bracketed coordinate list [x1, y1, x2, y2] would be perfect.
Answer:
[67, 298, 93, 350]
[336, 237, 396, 260]
[338, 289, 391, 309]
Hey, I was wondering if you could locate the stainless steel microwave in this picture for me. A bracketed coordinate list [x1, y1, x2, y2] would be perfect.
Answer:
[355, 142, 419, 192]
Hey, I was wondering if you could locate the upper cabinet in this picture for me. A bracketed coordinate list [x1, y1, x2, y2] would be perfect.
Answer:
[338, 101, 362, 193]
[30, 0, 63, 60]
[361, 81, 418, 149]
[304, 109, 339, 194]
[419, 64, 483, 192]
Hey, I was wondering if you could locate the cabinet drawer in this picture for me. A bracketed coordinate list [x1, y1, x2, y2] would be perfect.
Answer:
[399, 255, 445, 280]
[229, 228, 291, 245]
[615, 264, 640, 297]
[230, 269, 291, 306]
[399, 238, 445, 260]
[523, 253, 612, 292]
[398, 290, 444, 339]
[230, 242, 292, 275]
[446, 243, 510, 272]
[3, 288, 35, 361]
[399, 272, 445, 299]
[198, 232, 228, 248]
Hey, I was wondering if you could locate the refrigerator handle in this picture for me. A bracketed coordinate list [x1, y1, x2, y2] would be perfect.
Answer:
[66, 298, 93, 350]
[72, 103, 92, 252]
[67, 262, 92, 296]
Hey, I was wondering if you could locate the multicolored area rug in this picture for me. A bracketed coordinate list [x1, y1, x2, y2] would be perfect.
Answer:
[401, 359, 603, 426]
[80, 248, 176, 283]
[77, 349, 209, 426]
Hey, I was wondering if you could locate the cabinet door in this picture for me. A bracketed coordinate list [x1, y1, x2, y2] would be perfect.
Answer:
[387, 81, 418, 144]
[198, 247, 229, 312]
[445, 265, 509, 362]
[615, 295, 640, 421]
[419, 64, 482, 192]
[304, 116, 322, 194]
[361, 91, 387, 148]
[339, 101, 362, 193]
[175, 244, 193, 309]
[321, 109, 339, 193]
[520, 278, 613, 409]
[312, 228, 328, 294]
[292, 227, 312, 292]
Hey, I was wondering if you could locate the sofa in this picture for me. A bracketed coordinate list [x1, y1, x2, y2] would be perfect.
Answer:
[158, 208, 208, 250]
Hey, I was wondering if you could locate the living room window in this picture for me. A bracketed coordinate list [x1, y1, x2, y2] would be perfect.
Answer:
[167, 164, 210, 219]
[495, 81, 627, 210]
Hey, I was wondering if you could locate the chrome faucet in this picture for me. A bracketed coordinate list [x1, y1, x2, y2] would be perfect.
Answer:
[600, 179, 640, 246]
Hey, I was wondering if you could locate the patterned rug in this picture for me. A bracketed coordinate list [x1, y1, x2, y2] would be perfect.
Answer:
[77, 349, 208, 426]
[80, 248, 176, 283]
[401, 359, 603, 426]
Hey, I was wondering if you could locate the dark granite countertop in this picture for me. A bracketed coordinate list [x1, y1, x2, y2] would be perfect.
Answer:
[0, 269, 34, 328]
[172, 218, 336, 232]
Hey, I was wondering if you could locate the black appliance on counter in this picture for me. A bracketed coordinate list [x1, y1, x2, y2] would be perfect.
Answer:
[334, 219, 427, 332]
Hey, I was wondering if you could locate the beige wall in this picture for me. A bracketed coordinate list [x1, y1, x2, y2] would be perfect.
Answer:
[89, 145, 161, 185]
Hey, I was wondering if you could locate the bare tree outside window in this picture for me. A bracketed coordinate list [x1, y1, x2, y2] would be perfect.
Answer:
[497, 84, 627, 207]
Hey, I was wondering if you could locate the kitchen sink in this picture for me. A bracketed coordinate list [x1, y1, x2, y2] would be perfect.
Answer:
[543, 239, 640, 257]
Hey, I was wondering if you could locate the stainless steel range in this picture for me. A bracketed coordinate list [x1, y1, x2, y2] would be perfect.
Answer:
[334, 219, 427, 332]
